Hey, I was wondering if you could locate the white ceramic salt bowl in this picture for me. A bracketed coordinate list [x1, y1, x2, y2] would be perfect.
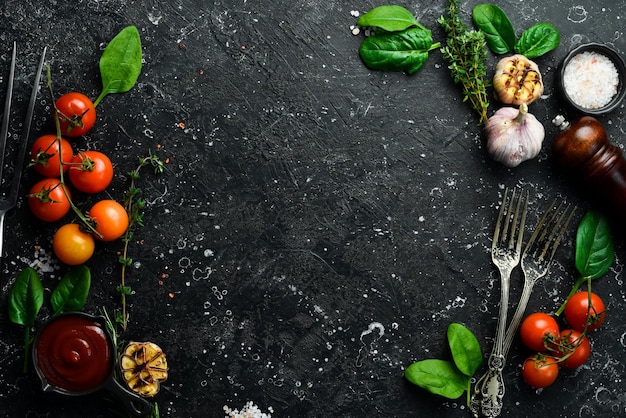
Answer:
[557, 43, 626, 115]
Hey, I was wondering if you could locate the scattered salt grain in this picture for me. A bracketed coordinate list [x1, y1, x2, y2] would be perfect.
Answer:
[562, 51, 620, 109]
[223, 401, 273, 418]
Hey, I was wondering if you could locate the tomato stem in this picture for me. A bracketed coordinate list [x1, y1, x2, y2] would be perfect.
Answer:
[554, 275, 588, 316]
[45, 65, 103, 239]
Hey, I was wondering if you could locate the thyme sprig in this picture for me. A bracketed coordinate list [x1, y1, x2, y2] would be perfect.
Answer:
[438, 0, 490, 125]
[117, 153, 165, 330]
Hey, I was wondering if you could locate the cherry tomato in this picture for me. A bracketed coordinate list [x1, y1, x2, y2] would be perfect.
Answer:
[520, 312, 560, 352]
[68, 150, 114, 193]
[30, 134, 73, 177]
[564, 291, 606, 332]
[556, 329, 591, 369]
[521, 355, 559, 388]
[27, 178, 71, 222]
[52, 223, 95, 265]
[55, 92, 96, 137]
[88, 200, 129, 241]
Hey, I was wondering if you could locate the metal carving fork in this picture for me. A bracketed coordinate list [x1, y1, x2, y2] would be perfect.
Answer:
[0, 43, 47, 258]
[470, 188, 528, 418]
[471, 197, 574, 417]
[502, 200, 575, 357]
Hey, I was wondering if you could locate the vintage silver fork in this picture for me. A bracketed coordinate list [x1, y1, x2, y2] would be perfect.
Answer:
[502, 201, 575, 357]
[0, 43, 47, 258]
[470, 188, 528, 418]
[471, 198, 574, 418]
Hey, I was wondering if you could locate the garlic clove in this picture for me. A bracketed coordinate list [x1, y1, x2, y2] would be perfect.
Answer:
[493, 54, 544, 106]
[485, 103, 545, 167]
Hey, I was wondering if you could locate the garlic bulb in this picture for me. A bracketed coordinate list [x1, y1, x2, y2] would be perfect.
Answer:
[485, 103, 545, 167]
[493, 54, 543, 106]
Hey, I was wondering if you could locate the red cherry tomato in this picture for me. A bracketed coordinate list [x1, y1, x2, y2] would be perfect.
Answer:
[564, 291, 606, 332]
[30, 134, 73, 177]
[68, 150, 114, 193]
[52, 223, 95, 265]
[556, 329, 591, 369]
[521, 355, 559, 388]
[55, 92, 96, 137]
[88, 200, 129, 241]
[520, 312, 560, 352]
[27, 178, 71, 222]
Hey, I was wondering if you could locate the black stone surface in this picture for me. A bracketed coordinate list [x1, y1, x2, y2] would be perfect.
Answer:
[1, 1, 625, 417]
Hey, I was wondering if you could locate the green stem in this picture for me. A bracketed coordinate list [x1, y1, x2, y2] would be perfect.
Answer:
[555, 275, 588, 316]
[45, 66, 103, 239]
[23, 327, 31, 373]
[93, 90, 106, 108]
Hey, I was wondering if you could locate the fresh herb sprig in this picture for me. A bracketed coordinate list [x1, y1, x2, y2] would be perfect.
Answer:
[438, 0, 490, 125]
[117, 153, 165, 330]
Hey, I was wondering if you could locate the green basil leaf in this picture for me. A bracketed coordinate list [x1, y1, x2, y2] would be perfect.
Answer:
[575, 210, 614, 280]
[471, 4, 516, 54]
[51, 265, 92, 315]
[94, 25, 143, 106]
[359, 28, 438, 75]
[447, 323, 482, 376]
[8, 267, 44, 327]
[514, 22, 560, 58]
[405, 359, 469, 399]
[357, 5, 421, 32]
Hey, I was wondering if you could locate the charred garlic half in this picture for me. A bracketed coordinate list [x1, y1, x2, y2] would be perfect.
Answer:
[493, 54, 543, 106]
[120, 341, 169, 397]
[485, 103, 545, 167]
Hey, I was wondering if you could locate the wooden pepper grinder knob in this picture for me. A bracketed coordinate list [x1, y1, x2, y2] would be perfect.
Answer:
[552, 115, 626, 223]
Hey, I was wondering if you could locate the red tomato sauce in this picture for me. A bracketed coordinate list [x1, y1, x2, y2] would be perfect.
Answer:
[34, 315, 113, 393]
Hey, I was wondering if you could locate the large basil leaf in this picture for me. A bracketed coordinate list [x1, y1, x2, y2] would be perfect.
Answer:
[359, 28, 437, 74]
[575, 210, 614, 280]
[94, 25, 143, 106]
[514, 22, 560, 58]
[51, 265, 92, 315]
[472, 4, 516, 54]
[447, 323, 482, 377]
[405, 359, 469, 399]
[357, 5, 421, 32]
[8, 267, 43, 327]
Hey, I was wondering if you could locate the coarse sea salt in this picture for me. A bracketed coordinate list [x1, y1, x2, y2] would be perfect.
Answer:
[563, 51, 620, 109]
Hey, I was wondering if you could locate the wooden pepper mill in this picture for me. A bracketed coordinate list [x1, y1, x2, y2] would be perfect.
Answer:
[552, 115, 626, 225]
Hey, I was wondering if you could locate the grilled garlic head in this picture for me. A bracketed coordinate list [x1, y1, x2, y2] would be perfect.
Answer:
[493, 54, 543, 106]
[120, 341, 168, 397]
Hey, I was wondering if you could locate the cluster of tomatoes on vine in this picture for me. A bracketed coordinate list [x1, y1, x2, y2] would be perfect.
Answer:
[517, 291, 606, 389]
[28, 92, 128, 265]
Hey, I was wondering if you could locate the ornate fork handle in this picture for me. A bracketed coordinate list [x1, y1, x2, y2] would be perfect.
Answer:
[470, 353, 506, 418]
[469, 265, 510, 418]
[470, 189, 527, 418]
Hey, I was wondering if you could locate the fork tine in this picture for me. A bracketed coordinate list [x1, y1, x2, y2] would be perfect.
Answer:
[511, 190, 528, 252]
[493, 188, 510, 246]
[494, 188, 528, 251]
[0, 42, 17, 183]
[524, 200, 575, 260]
[545, 205, 575, 260]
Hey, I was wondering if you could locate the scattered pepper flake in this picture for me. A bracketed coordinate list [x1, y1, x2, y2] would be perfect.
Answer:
[168, 292, 175, 298]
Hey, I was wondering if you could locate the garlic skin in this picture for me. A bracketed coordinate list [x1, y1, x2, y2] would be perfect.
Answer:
[485, 103, 545, 167]
[493, 54, 543, 106]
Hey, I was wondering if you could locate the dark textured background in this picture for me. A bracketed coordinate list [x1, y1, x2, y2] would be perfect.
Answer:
[1, 0, 625, 417]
